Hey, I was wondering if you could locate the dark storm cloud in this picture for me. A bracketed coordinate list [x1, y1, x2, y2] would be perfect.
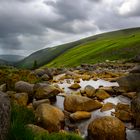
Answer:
[0, 0, 140, 56]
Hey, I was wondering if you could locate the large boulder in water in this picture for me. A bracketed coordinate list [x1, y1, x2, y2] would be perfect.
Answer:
[117, 74, 140, 92]
[84, 85, 96, 98]
[131, 93, 140, 127]
[0, 91, 11, 140]
[88, 116, 126, 140]
[35, 103, 64, 132]
[34, 84, 60, 100]
[64, 95, 102, 112]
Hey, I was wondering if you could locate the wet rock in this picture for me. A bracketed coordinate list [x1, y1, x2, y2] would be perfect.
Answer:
[0, 91, 11, 140]
[115, 110, 132, 122]
[131, 93, 140, 127]
[33, 99, 50, 109]
[70, 111, 91, 121]
[115, 103, 132, 122]
[26, 124, 48, 135]
[69, 83, 81, 90]
[84, 85, 96, 98]
[95, 89, 110, 100]
[64, 95, 102, 112]
[35, 103, 64, 132]
[35, 84, 60, 100]
[15, 81, 34, 97]
[100, 102, 115, 112]
[122, 92, 136, 99]
[13, 92, 28, 106]
[88, 116, 126, 140]
[99, 86, 115, 95]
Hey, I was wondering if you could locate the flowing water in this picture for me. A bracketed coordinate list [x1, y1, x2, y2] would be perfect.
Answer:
[53, 75, 140, 140]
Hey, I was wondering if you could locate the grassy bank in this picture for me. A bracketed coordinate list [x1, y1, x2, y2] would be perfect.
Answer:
[7, 104, 83, 140]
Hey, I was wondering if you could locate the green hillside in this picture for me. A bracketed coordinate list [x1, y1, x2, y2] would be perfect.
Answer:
[17, 27, 140, 69]
[46, 27, 140, 67]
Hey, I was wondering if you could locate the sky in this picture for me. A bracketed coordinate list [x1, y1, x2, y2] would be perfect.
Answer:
[0, 0, 140, 56]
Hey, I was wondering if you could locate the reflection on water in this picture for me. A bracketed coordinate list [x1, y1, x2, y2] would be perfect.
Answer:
[53, 77, 139, 140]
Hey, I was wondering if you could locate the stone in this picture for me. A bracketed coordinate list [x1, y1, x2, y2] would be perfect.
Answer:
[26, 124, 48, 135]
[70, 111, 91, 121]
[95, 89, 110, 100]
[0, 91, 11, 140]
[131, 94, 140, 127]
[41, 74, 50, 81]
[35, 103, 64, 132]
[117, 74, 140, 92]
[33, 99, 50, 109]
[64, 95, 102, 112]
[122, 92, 136, 99]
[15, 81, 34, 97]
[115, 103, 132, 122]
[99, 86, 115, 95]
[13, 92, 28, 106]
[115, 110, 132, 122]
[130, 65, 140, 73]
[88, 116, 126, 140]
[100, 102, 115, 112]
[0, 84, 6, 92]
[84, 85, 96, 98]
[69, 83, 81, 90]
[81, 75, 91, 81]
[35, 84, 60, 100]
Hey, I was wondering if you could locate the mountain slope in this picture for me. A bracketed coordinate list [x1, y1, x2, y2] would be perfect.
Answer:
[16, 38, 96, 69]
[17, 27, 140, 69]
[46, 27, 140, 67]
[0, 55, 25, 62]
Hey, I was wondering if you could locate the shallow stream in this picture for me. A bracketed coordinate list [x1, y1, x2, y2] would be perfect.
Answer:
[53, 76, 140, 140]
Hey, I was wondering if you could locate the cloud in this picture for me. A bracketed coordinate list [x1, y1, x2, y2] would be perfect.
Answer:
[0, 0, 139, 56]
[117, 0, 140, 17]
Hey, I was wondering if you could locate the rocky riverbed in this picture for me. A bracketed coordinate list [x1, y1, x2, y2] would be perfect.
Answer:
[0, 61, 140, 140]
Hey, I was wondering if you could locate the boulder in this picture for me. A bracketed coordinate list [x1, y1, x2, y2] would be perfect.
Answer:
[122, 92, 136, 99]
[115, 103, 132, 122]
[15, 81, 34, 97]
[69, 83, 81, 90]
[84, 85, 96, 98]
[13, 92, 28, 106]
[117, 74, 140, 92]
[41, 74, 50, 81]
[26, 124, 48, 135]
[33, 99, 50, 109]
[35, 84, 60, 100]
[130, 65, 140, 73]
[35, 103, 64, 132]
[100, 102, 115, 112]
[99, 86, 115, 95]
[70, 111, 91, 121]
[64, 95, 102, 112]
[0, 92, 11, 140]
[88, 116, 126, 140]
[131, 93, 140, 127]
[95, 89, 110, 100]
[35, 69, 46, 77]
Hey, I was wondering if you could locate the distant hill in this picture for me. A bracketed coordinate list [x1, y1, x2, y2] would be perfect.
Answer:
[0, 59, 9, 65]
[17, 27, 140, 69]
[0, 55, 25, 62]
